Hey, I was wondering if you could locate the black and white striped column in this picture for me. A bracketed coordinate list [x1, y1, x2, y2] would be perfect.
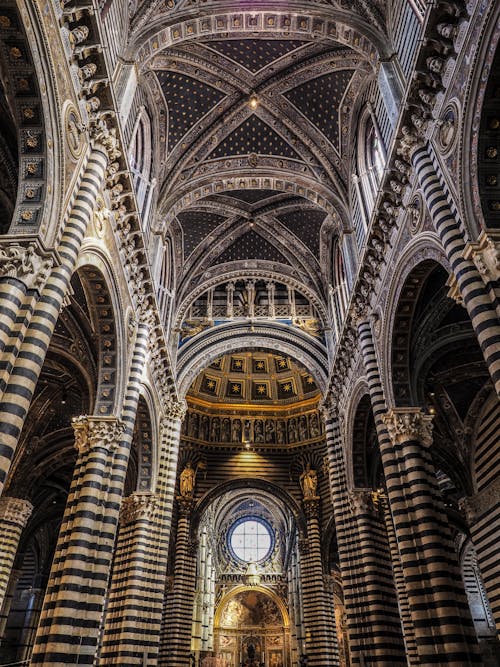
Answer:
[0, 496, 32, 610]
[383, 408, 481, 665]
[30, 318, 150, 665]
[300, 497, 339, 666]
[97, 492, 160, 665]
[97, 400, 185, 665]
[0, 141, 113, 496]
[380, 492, 418, 665]
[412, 145, 500, 395]
[29, 416, 126, 665]
[0, 243, 53, 371]
[159, 496, 197, 667]
[358, 317, 481, 665]
[323, 407, 406, 665]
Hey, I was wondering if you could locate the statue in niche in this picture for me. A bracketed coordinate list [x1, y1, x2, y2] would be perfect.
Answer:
[276, 420, 286, 445]
[210, 417, 220, 442]
[221, 418, 231, 442]
[299, 415, 308, 441]
[288, 418, 298, 444]
[254, 419, 264, 443]
[300, 463, 318, 499]
[188, 412, 199, 439]
[243, 419, 252, 442]
[232, 418, 242, 443]
[265, 419, 276, 443]
[180, 461, 196, 497]
[310, 413, 320, 438]
[200, 415, 209, 441]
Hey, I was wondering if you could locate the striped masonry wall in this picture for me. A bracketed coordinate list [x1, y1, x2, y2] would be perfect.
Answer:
[0, 146, 109, 496]
[29, 321, 150, 665]
[358, 317, 481, 665]
[380, 493, 418, 665]
[0, 497, 32, 612]
[159, 496, 197, 667]
[412, 146, 500, 396]
[324, 409, 406, 666]
[97, 403, 185, 664]
[469, 395, 500, 633]
[300, 498, 339, 667]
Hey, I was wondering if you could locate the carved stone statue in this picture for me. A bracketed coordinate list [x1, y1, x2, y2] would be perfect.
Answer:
[180, 461, 196, 497]
[276, 420, 286, 444]
[232, 418, 242, 443]
[310, 414, 320, 437]
[300, 464, 318, 499]
[265, 419, 276, 443]
[254, 419, 264, 443]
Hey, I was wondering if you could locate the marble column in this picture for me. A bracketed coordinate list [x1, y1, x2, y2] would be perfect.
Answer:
[159, 496, 197, 667]
[0, 496, 32, 611]
[300, 496, 339, 666]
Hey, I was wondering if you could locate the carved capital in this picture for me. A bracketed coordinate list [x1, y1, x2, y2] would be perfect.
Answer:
[348, 488, 375, 515]
[177, 495, 196, 517]
[445, 272, 464, 305]
[72, 415, 125, 454]
[382, 408, 433, 446]
[303, 497, 320, 519]
[163, 399, 187, 423]
[0, 497, 33, 527]
[90, 120, 121, 161]
[464, 231, 500, 284]
[120, 492, 157, 526]
[397, 125, 425, 161]
[0, 242, 54, 291]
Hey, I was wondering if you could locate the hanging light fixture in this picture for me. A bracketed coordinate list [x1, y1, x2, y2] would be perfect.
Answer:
[248, 93, 259, 110]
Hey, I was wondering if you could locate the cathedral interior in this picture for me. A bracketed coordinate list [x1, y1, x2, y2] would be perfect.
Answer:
[0, 0, 499, 665]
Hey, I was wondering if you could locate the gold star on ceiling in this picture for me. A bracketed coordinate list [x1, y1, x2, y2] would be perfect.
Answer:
[306, 376, 314, 384]
[207, 380, 216, 389]
[234, 360, 243, 367]
[278, 359, 287, 368]
[257, 385, 266, 394]
[283, 383, 292, 392]
[232, 384, 240, 393]
[256, 361, 265, 369]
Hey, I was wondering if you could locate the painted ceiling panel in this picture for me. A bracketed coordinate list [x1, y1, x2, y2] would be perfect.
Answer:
[204, 39, 308, 73]
[208, 115, 301, 160]
[156, 70, 226, 152]
[177, 210, 227, 258]
[284, 69, 354, 145]
[276, 208, 327, 257]
[215, 230, 290, 265]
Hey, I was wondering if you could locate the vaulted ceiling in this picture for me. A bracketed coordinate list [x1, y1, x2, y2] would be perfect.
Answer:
[131, 2, 386, 307]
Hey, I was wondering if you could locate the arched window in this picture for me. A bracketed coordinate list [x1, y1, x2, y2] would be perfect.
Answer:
[128, 108, 154, 218]
[330, 239, 349, 336]
[357, 106, 386, 214]
[156, 238, 174, 324]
